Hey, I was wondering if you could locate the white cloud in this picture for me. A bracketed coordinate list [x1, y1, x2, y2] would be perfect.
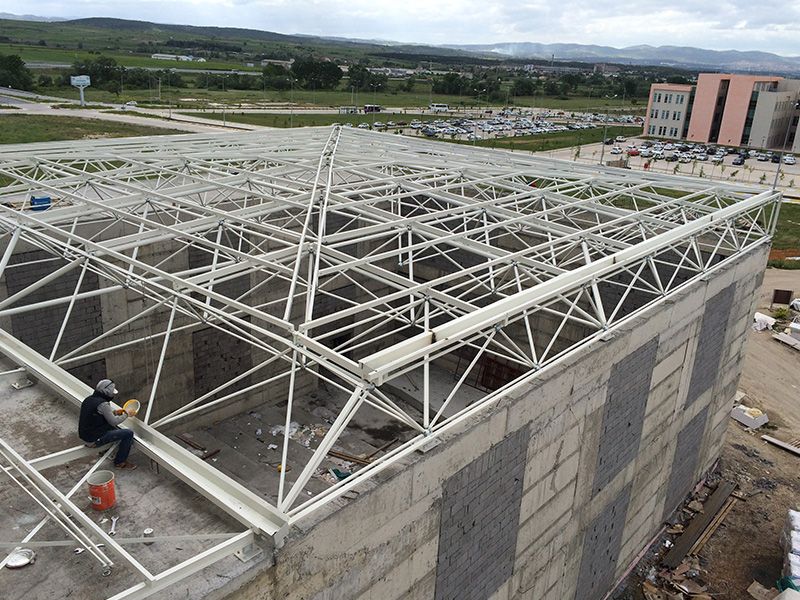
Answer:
[3, 0, 799, 56]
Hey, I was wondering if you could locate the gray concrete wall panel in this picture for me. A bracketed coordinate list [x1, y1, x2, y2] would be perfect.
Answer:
[592, 337, 659, 495]
[434, 426, 529, 600]
[685, 284, 735, 406]
[663, 406, 710, 519]
[575, 484, 633, 600]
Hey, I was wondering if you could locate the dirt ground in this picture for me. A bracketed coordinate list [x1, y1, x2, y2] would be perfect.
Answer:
[614, 267, 800, 600]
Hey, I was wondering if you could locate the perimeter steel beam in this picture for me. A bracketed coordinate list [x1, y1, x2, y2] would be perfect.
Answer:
[0, 329, 290, 542]
[359, 187, 779, 383]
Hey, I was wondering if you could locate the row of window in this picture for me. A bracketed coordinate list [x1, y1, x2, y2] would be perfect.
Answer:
[648, 125, 680, 137]
[649, 109, 683, 121]
[653, 92, 686, 105]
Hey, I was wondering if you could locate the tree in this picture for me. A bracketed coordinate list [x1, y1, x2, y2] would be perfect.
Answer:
[290, 57, 343, 90]
[544, 79, 559, 96]
[262, 64, 287, 78]
[666, 75, 689, 84]
[432, 73, 468, 96]
[69, 56, 123, 90]
[347, 64, 371, 91]
[620, 78, 638, 99]
[0, 54, 34, 91]
[511, 78, 535, 97]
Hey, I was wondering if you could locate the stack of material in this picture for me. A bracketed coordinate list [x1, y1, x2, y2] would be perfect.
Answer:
[782, 509, 800, 589]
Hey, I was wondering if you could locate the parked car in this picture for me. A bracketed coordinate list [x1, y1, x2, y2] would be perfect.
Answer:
[627, 148, 640, 156]
[771, 154, 781, 163]
[784, 155, 797, 165]
[732, 156, 745, 166]
[610, 146, 623, 155]
[756, 153, 769, 161]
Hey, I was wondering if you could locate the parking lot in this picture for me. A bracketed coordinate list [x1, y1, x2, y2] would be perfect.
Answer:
[541, 136, 800, 192]
[337, 109, 641, 143]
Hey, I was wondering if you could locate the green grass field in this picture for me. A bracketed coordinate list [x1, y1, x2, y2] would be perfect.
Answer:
[180, 111, 443, 127]
[773, 202, 800, 251]
[32, 76, 645, 112]
[0, 43, 259, 72]
[0, 115, 182, 145]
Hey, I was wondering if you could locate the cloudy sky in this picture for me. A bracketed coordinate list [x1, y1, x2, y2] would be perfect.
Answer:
[5, 0, 800, 56]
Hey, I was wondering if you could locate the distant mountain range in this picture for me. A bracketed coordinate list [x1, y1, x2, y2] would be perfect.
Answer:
[445, 42, 800, 74]
[0, 12, 66, 22]
[2, 13, 800, 74]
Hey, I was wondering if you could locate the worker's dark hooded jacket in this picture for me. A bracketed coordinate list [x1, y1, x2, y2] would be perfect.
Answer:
[78, 391, 115, 442]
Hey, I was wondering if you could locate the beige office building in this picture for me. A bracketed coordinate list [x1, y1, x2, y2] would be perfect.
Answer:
[644, 75, 800, 151]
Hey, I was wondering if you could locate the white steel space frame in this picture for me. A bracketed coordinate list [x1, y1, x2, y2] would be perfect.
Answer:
[0, 127, 780, 598]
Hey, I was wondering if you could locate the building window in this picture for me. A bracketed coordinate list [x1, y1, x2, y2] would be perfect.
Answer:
[661, 110, 669, 119]
[676, 95, 684, 104]
[673, 111, 681, 120]
[650, 108, 658, 118]
[649, 125, 656, 135]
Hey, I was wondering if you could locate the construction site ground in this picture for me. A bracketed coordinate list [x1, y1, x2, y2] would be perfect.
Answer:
[614, 267, 800, 600]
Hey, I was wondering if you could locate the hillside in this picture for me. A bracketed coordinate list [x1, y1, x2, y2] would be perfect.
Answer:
[445, 42, 800, 74]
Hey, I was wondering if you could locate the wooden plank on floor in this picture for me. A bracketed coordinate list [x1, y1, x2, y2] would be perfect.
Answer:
[662, 480, 737, 569]
[761, 434, 800, 457]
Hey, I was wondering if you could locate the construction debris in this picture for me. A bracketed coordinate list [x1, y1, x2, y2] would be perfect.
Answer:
[748, 581, 780, 600]
[762, 435, 800, 458]
[664, 481, 737, 569]
[731, 404, 770, 429]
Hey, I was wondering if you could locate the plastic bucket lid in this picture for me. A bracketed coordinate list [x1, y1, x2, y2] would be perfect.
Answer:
[123, 399, 140, 416]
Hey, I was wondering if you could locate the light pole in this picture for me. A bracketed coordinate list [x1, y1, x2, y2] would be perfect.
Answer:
[773, 99, 800, 190]
[167, 70, 172, 119]
[599, 94, 617, 165]
[473, 87, 486, 144]
[370, 82, 378, 127]
[290, 76, 294, 129]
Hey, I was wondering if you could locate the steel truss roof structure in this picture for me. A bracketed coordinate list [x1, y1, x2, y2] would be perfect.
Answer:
[0, 127, 780, 598]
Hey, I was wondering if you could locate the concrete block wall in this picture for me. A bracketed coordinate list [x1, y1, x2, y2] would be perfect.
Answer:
[224, 243, 768, 600]
[5, 250, 103, 361]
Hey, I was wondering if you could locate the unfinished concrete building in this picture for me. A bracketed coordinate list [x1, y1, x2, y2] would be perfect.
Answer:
[0, 127, 780, 600]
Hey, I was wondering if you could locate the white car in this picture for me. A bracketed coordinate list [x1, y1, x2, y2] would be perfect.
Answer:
[615, 135, 627, 142]
[610, 146, 623, 155]
[784, 155, 797, 165]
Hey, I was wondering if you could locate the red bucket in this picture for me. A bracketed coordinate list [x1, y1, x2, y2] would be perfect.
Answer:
[87, 470, 116, 511]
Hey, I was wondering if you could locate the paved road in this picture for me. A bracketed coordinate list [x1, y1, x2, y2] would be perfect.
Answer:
[0, 88, 263, 132]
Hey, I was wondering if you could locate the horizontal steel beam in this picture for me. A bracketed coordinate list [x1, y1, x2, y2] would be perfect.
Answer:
[359, 188, 779, 382]
[0, 329, 289, 541]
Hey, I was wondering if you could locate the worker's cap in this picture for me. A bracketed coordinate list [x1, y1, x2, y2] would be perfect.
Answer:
[95, 379, 118, 396]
